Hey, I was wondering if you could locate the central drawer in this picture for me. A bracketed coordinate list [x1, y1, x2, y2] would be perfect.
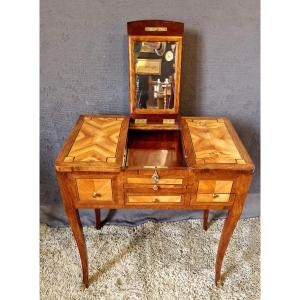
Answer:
[127, 195, 182, 204]
[127, 177, 183, 185]
[124, 169, 188, 191]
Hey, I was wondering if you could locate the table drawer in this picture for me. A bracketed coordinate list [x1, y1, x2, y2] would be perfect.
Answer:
[197, 180, 233, 194]
[126, 194, 183, 205]
[124, 169, 187, 190]
[127, 177, 183, 185]
[195, 193, 234, 203]
[76, 178, 113, 202]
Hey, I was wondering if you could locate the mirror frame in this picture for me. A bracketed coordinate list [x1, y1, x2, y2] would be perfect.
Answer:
[127, 21, 183, 116]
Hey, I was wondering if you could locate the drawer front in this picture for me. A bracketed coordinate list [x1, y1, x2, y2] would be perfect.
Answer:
[190, 179, 235, 204]
[196, 193, 233, 203]
[124, 169, 188, 190]
[76, 178, 113, 202]
[125, 191, 186, 208]
[127, 178, 183, 185]
[127, 195, 182, 204]
[197, 180, 233, 193]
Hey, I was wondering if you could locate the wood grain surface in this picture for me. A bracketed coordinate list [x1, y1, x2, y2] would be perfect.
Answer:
[198, 180, 233, 194]
[181, 117, 255, 172]
[76, 179, 112, 201]
[66, 117, 123, 163]
[127, 195, 182, 203]
[185, 118, 244, 164]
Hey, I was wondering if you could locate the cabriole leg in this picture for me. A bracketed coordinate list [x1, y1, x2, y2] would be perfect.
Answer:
[66, 208, 89, 288]
[57, 173, 89, 288]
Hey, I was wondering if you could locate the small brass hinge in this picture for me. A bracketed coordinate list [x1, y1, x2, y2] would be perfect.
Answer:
[134, 119, 147, 124]
[163, 119, 175, 124]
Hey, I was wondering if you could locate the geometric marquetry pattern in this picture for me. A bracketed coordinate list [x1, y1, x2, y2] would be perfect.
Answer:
[198, 180, 233, 194]
[64, 117, 124, 163]
[185, 118, 245, 165]
[76, 179, 113, 201]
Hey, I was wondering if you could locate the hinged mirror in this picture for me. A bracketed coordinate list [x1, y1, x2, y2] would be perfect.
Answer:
[127, 20, 184, 116]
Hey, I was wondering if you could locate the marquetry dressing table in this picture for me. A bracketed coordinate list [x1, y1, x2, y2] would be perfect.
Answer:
[55, 20, 254, 288]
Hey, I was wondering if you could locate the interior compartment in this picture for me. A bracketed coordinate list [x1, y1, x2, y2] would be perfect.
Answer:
[126, 130, 186, 167]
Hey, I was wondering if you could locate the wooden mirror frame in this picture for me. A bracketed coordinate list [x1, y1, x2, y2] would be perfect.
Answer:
[127, 21, 183, 116]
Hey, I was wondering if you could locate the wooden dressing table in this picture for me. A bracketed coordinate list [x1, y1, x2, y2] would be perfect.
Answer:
[55, 20, 254, 288]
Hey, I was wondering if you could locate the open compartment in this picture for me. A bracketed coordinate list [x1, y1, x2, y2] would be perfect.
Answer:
[125, 129, 187, 168]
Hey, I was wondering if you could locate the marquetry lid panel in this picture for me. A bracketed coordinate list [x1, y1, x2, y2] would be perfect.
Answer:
[184, 118, 246, 165]
[64, 117, 124, 163]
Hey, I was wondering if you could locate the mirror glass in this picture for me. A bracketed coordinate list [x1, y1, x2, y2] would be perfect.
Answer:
[134, 41, 177, 110]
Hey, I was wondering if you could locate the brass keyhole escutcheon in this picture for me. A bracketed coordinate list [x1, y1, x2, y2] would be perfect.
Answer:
[92, 192, 101, 198]
[151, 169, 159, 184]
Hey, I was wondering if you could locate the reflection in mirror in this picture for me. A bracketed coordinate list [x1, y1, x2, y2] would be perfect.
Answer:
[134, 41, 177, 110]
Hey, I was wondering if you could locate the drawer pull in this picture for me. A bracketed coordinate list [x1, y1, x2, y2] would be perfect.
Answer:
[154, 198, 160, 203]
[212, 193, 219, 198]
[153, 184, 159, 191]
[92, 192, 101, 198]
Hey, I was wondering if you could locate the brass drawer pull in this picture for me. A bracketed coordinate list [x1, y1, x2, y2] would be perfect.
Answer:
[212, 193, 219, 198]
[92, 192, 101, 198]
[154, 198, 160, 203]
[153, 184, 159, 191]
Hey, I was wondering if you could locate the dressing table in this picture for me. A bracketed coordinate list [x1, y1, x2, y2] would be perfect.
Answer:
[55, 20, 254, 288]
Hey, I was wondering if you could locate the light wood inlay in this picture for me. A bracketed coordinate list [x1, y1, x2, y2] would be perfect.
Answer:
[185, 118, 245, 165]
[196, 193, 231, 203]
[198, 180, 233, 194]
[77, 179, 112, 201]
[127, 178, 183, 185]
[215, 181, 233, 193]
[65, 117, 124, 163]
[127, 195, 181, 203]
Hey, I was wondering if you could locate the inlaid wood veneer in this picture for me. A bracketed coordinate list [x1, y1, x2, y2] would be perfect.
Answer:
[76, 179, 112, 202]
[65, 117, 124, 163]
[184, 118, 245, 165]
[127, 178, 183, 185]
[198, 180, 233, 194]
[196, 194, 232, 203]
[127, 195, 182, 203]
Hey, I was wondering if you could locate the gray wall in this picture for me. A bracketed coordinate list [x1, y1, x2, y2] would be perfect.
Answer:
[41, 0, 260, 226]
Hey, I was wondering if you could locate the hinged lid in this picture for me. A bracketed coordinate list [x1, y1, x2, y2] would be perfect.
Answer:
[55, 115, 129, 172]
[127, 20, 184, 117]
[181, 117, 255, 171]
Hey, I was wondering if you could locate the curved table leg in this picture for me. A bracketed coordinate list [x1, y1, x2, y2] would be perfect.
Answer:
[215, 174, 253, 285]
[215, 204, 242, 284]
[57, 173, 89, 288]
[203, 210, 209, 231]
[66, 209, 89, 288]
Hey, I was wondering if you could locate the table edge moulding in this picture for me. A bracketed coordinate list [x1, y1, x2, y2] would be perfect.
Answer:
[55, 20, 255, 288]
